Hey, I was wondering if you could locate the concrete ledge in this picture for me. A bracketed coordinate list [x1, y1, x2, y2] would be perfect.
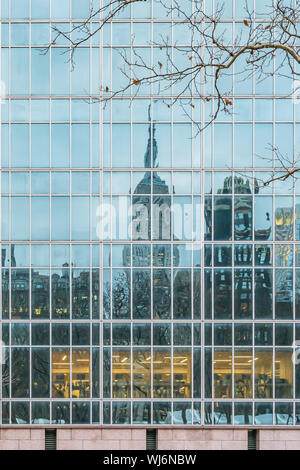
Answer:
[1, 427, 300, 450]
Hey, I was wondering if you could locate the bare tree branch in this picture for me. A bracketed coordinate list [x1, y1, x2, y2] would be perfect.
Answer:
[43, 0, 148, 67]
[47, 0, 300, 184]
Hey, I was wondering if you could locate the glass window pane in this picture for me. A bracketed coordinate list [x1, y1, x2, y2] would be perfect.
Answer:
[32, 348, 50, 398]
[153, 349, 171, 398]
[214, 349, 232, 398]
[31, 402, 50, 424]
[51, 197, 70, 240]
[133, 349, 151, 398]
[255, 403, 273, 425]
[72, 349, 90, 398]
[173, 349, 191, 398]
[133, 402, 151, 424]
[11, 269, 29, 319]
[72, 402, 90, 424]
[11, 402, 29, 424]
[112, 402, 130, 425]
[31, 197, 50, 240]
[72, 269, 90, 319]
[255, 323, 273, 346]
[11, 125, 29, 167]
[52, 349, 70, 398]
[31, 49, 49, 94]
[32, 269, 50, 318]
[11, 49, 29, 94]
[52, 402, 70, 424]
[31, 125, 50, 167]
[275, 403, 293, 425]
[112, 348, 131, 398]
[52, 269, 70, 319]
[214, 269, 232, 319]
[234, 403, 253, 425]
[275, 350, 293, 399]
[214, 402, 232, 425]
[255, 269, 273, 319]
[12, 348, 30, 397]
[234, 349, 252, 398]
[255, 350, 273, 399]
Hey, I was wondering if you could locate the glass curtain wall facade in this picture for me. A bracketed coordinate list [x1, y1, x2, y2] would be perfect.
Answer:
[0, 0, 300, 426]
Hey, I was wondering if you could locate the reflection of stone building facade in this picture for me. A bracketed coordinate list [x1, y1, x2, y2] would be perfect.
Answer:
[204, 176, 272, 319]
[52, 267, 70, 319]
[32, 270, 50, 318]
[275, 206, 295, 319]
[2, 244, 98, 322]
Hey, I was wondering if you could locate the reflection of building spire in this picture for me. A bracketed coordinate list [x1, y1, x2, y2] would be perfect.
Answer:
[11, 244, 16, 267]
[133, 103, 169, 196]
[144, 103, 158, 169]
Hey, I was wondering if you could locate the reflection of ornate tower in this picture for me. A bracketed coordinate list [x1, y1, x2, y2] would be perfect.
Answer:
[124, 104, 177, 266]
[121, 106, 181, 320]
[135, 105, 172, 319]
[132, 104, 171, 245]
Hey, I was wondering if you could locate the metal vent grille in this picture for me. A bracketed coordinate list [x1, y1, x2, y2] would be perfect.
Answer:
[146, 429, 157, 450]
[248, 430, 257, 450]
[45, 429, 57, 450]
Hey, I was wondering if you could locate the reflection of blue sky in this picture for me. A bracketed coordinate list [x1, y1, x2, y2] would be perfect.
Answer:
[254, 197, 273, 234]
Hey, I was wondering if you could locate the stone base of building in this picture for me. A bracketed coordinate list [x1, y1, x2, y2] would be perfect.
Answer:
[1, 428, 300, 450]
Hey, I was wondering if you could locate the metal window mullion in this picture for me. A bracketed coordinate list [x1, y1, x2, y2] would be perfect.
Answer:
[99, 12, 104, 421]
[191, 317, 194, 408]
[0, 13, 2, 423]
[211, 180, 215, 321]
[293, 192, 296, 325]
[50, 309, 53, 423]
[0, 11, 2, 419]
[273, 345, 276, 425]
[110, 269, 112, 401]
[201, 266, 204, 418]
[293, 243, 296, 402]
[29, 241, 33, 412]
[252, 337, 255, 413]
[90, 250, 93, 402]
[70, 349, 73, 423]
[8, 339, 11, 406]
[150, 314, 153, 402]
[273, 203, 276, 327]
[212, 316, 214, 402]
[130, 272, 133, 400]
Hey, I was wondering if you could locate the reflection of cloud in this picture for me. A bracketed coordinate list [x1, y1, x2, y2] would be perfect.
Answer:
[0, 80, 6, 103]
[292, 79, 300, 105]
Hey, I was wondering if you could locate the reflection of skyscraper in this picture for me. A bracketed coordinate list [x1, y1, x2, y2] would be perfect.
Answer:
[132, 104, 171, 245]
[114, 106, 190, 322]
[123, 106, 176, 320]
